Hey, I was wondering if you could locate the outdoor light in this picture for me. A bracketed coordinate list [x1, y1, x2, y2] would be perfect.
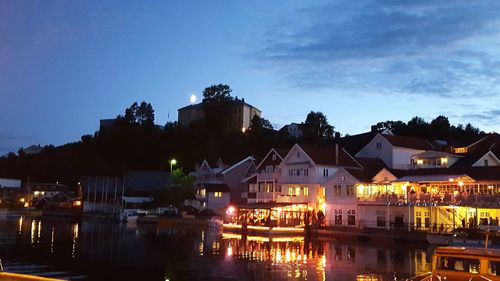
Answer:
[226, 206, 235, 215]
[170, 159, 177, 173]
[458, 181, 464, 187]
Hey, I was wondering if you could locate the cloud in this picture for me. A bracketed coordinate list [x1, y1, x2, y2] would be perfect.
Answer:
[462, 109, 500, 123]
[257, 0, 500, 98]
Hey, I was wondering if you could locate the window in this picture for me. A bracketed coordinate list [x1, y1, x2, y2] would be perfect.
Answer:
[323, 169, 329, 177]
[333, 185, 342, 196]
[334, 209, 342, 225]
[214, 192, 222, 197]
[376, 210, 386, 227]
[347, 209, 356, 225]
[489, 261, 500, 276]
[341, 175, 345, 181]
[297, 152, 300, 158]
[265, 165, 274, 173]
[376, 142, 382, 149]
[437, 257, 480, 273]
[303, 169, 308, 176]
[272, 154, 276, 161]
[485, 159, 489, 166]
[288, 187, 295, 196]
[346, 185, 355, 196]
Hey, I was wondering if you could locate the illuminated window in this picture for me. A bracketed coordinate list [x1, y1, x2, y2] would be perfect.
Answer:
[333, 185, 341, 196]
[214, 192, 222, 197]
[346, 185, 355, 196]
[303, 187, 309, 196]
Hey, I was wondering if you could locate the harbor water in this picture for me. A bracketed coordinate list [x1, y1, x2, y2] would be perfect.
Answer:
[0, 217, 433, 281]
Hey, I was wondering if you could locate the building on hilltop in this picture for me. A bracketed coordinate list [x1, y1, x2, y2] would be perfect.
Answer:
[177, 97, 261, 131]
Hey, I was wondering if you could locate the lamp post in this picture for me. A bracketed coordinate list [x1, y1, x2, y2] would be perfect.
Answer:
[170, 159, 177, 173]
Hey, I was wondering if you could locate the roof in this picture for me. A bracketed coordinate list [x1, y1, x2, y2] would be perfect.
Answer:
[452, 133, 500, 167]
[382, 135, 435, 150]
[236, 202, 308, 210]
[299, 144, 362, 168]
[256, 148, 288, 170]
[392, 166, 500, 181]
[395, 174, 472, 183]
[336, 131, 379, 155]
[178, 98, 260, 112]
[199, 183, 230, 192]
[122, 196, 154, 203]
[346, 158, 389, 182]
[221, 156, 255, 175]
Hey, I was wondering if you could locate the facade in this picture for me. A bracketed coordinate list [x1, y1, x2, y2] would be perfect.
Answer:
[190, 156, 256, 211]
[356, 133, 435, 170]
[279, 123, 303, 139]
[177, 97, 261, 131]
[245, 148, 288, 204]
[194, 183, 231, 213]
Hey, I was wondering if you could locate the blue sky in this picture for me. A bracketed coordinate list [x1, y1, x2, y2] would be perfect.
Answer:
[1, 1, 500, 155]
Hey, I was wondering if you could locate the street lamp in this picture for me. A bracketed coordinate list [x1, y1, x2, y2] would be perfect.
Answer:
[170, 159, 177, 173]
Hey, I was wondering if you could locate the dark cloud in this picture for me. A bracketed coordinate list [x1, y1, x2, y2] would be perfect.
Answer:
[257, 0, 500, 97]
[462, 110, 500, 124]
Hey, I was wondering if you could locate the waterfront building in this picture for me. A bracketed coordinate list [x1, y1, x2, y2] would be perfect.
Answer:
[356, 133, 435, 170]
[190, 156, 256, 213]
[244, 148, 289, 204]
[276, 143, 363, 212]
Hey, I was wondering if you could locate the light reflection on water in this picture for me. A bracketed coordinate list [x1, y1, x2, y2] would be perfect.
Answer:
[0, 217, 432, 281]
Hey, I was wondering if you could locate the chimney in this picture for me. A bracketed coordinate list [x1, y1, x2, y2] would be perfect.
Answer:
[335, 143, 339, 166]
[371, 125, 378, 132]
[242, 98, 245, 103]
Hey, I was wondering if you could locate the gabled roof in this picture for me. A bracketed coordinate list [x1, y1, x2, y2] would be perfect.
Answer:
[221, 156, 255, 175]
[346, 158, 388, 182]
[452, 133, 500, 167]
[198, 183, 230, 192]
[299, 144, 362, 169]
[336, 131, 379, 155]
[382, 135, 435, 150]
[256, 148, 287, 170]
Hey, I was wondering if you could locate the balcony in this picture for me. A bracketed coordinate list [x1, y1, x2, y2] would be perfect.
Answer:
[256, 173, 279, 182]
[356, 192, 500, 207]
[245, 192, 282, 203]
[277, 195, 309, 204]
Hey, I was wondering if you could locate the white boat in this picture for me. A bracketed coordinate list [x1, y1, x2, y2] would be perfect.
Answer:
[407, 246, 500, 281]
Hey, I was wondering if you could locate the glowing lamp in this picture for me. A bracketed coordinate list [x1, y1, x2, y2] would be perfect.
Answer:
[226, 206, 235, 215]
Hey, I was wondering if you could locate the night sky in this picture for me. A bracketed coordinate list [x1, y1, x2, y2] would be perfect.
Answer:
[1, 1, 500, 155]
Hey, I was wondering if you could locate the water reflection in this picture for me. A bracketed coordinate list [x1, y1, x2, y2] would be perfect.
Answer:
[0, 217, 433, 281]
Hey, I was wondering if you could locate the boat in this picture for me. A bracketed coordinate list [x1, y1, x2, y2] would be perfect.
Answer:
[427, 228, 498, 248]
[0, 260, 63, 281]
[408, 246, 500, 281]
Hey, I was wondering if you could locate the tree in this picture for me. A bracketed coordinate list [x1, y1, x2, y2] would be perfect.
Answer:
[303, 111, 334, 143]
[248, 115, 273, 134]
[430, 116, 451, 139]
[156, 169, 195, 206]
[202, 84, 234, 103]
[122, 101, 155, 126]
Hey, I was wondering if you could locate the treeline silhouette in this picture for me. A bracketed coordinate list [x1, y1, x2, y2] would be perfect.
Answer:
[0, 85, 485, 185]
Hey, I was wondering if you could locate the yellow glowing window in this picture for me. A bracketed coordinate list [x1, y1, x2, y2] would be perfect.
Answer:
[303, 187, 309, 196]
[214, 192, 222, 197]
[454, 147, 468, 154]
[416, 159, 424, 165]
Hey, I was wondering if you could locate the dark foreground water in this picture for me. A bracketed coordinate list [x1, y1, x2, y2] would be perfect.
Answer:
[0, 217, 433, 281]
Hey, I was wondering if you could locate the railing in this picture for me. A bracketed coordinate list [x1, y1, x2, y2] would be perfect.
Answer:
[256, 173, 279, 182]
[357, 193, 500, 207]
[277, 195, 309, 203]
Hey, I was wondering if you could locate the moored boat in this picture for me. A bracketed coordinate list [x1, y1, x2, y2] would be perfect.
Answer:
[406, 246, 500, 281]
